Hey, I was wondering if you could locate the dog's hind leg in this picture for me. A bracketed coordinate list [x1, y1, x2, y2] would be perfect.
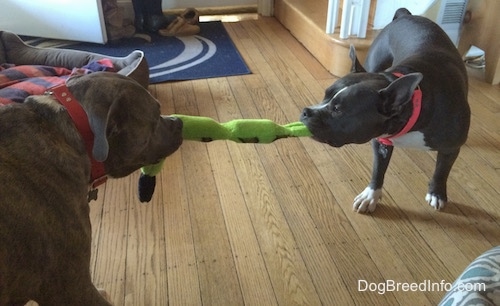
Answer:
[426, 149, 460, 210]
[353, 139, 394, 213]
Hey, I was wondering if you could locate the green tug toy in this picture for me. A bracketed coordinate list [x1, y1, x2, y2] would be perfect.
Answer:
[138, 114, 312, 202]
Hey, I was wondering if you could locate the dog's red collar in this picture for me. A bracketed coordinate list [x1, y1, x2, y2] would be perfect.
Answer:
[49, 83, 108, 190]
[377, 72, 422, 146]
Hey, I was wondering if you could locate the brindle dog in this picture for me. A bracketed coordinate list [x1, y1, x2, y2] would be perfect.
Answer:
[0, 72, 183, 305]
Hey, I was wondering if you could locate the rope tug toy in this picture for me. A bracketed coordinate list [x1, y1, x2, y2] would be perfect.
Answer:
[138, 114, 312, 202]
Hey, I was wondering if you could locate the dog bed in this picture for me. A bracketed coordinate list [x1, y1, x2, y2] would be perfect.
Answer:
[439, 246, 500, 305]
[0, 30, 149, 89]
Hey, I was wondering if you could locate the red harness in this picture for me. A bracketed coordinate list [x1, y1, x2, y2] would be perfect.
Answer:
[377, 72, 422, 146]
[49, 83, 108, 189]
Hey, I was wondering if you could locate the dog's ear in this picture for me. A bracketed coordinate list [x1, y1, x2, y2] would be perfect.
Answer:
[393, 8, 411, 20]
[66, 75, 110, 162]
[88, 115, 109, 162]
[88, 95, 133, 162]
[349, 45, 366, 73]
[378, 72, 423, 116]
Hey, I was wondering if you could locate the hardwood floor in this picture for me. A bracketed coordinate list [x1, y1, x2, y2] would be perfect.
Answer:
[88, 17, 500, 305]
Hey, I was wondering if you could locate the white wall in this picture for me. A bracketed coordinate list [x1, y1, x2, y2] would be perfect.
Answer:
[373, 0, 436, 29]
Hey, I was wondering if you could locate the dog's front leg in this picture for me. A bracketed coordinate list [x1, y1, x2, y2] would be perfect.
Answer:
[353, 139, 393, 213]
[426, 149, 460, 210]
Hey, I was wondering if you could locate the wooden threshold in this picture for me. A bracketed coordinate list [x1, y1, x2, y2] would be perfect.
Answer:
[164, 5, 257, 17]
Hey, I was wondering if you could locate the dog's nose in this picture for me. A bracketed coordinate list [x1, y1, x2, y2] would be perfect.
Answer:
[172, 116, 183, 130]
[162, 115, 183, 130]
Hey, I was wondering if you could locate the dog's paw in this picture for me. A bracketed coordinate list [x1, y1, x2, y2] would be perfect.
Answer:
[426, 193, 447, 210]
[353, 187, 382, 213]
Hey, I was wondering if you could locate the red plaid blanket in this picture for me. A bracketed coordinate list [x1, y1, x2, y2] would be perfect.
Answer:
[0, 59, 115, 105]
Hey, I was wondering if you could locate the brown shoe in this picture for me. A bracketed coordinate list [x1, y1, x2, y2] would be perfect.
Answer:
[158, 16, 200, 36]
[180, 8, 200, 25]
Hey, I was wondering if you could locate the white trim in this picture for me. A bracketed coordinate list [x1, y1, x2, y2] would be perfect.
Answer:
[339, 0, 370, 39]
[326, 0, 339, 34]
[258, 0, 273, 16]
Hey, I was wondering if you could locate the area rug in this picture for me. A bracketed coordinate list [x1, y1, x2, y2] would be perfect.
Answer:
[23, 21, 251, 83]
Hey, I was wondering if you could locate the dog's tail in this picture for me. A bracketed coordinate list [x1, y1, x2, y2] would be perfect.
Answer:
[393, 8, 412, 20]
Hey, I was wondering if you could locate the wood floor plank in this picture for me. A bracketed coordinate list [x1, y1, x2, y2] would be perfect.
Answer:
[154, 82, 204, 305]
[92, 178, 131, 305]
[229, 142, 324, 306]
[172, 81, 244, 306]
[160, 151, 203, 306]
[198, 78, 278, 305]
[123, 172, 168, 306]
[209, 77, 324, 305]
[89, 184, 106, 277]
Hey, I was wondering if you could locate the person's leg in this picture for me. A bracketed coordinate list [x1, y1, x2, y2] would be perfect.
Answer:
[131, 0, 146, 32]
[132, 0, 175, 33]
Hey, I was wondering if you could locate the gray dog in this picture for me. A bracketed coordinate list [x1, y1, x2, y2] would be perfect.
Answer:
[301, 8, 470, 213]
[0, 72, 183, 305]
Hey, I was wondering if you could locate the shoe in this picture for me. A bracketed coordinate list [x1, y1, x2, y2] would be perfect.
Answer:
[180, 8, 200, 25]
[158, 16, 200, 37]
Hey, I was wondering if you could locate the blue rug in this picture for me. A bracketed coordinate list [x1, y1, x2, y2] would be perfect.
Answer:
[24, 21, 250, 83]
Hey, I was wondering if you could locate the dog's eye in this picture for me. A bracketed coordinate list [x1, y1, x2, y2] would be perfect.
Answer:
[330, 104, 341, 115]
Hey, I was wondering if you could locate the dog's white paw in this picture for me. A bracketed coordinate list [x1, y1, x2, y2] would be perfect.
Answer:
[426, 193, 447, 210]
[353, 187, 382, 213]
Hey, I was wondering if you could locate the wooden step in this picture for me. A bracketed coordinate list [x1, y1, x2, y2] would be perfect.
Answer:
[274, 0, 378, 77]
